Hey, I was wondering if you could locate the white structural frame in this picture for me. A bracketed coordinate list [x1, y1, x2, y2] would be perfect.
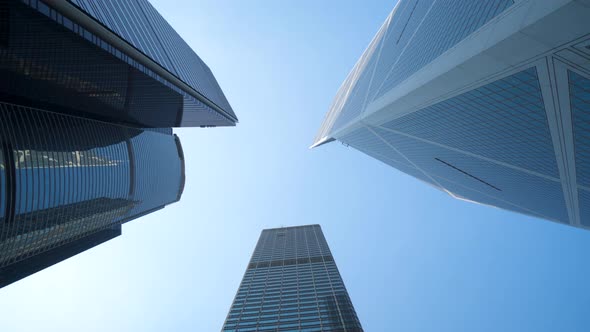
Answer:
[316, 0, 590, 229]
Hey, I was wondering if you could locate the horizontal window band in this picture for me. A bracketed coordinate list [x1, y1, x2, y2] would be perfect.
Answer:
[247, 255, 334, 270]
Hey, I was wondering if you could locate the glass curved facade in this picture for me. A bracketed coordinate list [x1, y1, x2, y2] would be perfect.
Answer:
[0, 101, 185, 286]
[0, 0, 236, 129]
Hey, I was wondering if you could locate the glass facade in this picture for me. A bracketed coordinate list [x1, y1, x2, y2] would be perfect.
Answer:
[371, 0, 514, 101]
[0, 226, 121, 288]
[314, 0, 590, 228]
[0, 0, 236, 128]
[1, 0, 229, 287]
[66, 0, 237, 122]
[337, 68, 569, 224]
[381, 67, 558, 178]
[222, 225, 363, 332]
[0, 101, 185, 287]
[315, 0, 514, 139]
[569, 70, 590, 226]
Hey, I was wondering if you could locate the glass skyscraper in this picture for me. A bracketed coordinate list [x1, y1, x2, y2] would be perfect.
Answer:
[0, 102, 185, 287]
[222, 225, 363, 332]
[313, 0, 590, 230]
[2, 0, 236, 127]
[0, 0, 235, 286]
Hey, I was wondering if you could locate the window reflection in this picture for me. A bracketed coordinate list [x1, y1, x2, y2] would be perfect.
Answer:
[0, 102, 183, 268]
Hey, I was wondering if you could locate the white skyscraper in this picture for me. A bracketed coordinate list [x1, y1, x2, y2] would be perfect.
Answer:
[313, 0, 590, 229]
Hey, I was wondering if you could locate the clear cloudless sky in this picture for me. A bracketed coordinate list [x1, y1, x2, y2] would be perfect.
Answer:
[2, 1, 590, 331]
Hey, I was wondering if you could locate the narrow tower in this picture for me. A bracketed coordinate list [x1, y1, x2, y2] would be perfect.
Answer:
[222, 225, 363, 332]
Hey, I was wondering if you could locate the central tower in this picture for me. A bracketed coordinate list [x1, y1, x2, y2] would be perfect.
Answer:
[222, 225, 363, 332]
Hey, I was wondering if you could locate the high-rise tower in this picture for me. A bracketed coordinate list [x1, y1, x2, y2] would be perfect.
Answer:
[222, 225, 363, 332]
[0, 103, 185, 287]
[1, 0, 237, 127]
[313, 0, 590, 229]
[0, 0, 236, 287]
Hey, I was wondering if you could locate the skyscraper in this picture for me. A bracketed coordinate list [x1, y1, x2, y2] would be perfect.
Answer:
[222, 225, 363, 332]
[313, 0, 590, 229]
[0, 102, 185, 287]
[0, 0, 235, 286]
[1, 0, 237, 127]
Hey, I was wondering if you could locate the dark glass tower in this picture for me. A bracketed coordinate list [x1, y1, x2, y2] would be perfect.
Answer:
[1, 0, 237, 128]
[0, 0, 235, 287]
[0, 102, 185, 287]
[222, 225, 363, 332]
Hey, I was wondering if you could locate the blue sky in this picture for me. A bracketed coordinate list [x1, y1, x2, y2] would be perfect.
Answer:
[2, 1, 590, 331]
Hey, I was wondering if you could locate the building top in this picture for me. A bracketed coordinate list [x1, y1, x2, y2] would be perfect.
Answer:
[312, 0, 514, 146]
[310, 0, 590, 228]
[261, 224, 322, 232]
[14, 0, 237, 127]
[65, 0, 235, 120]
